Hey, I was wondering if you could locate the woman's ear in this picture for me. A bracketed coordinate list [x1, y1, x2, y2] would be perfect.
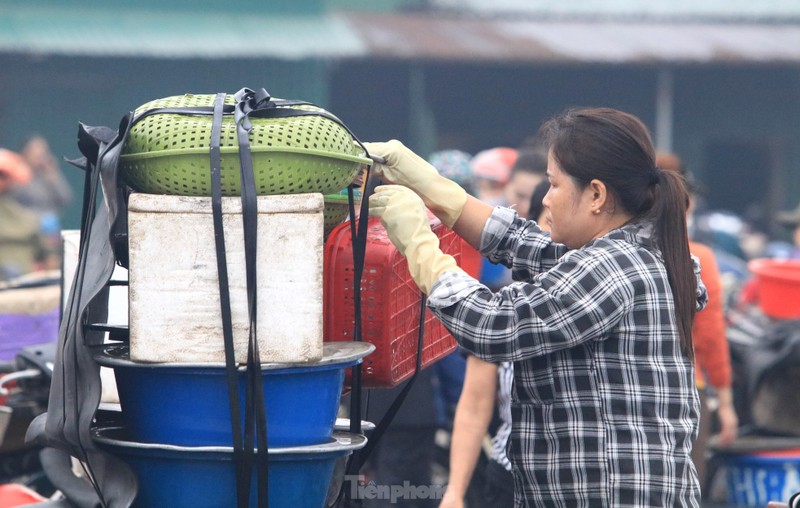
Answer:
[588, 179, 611, 214]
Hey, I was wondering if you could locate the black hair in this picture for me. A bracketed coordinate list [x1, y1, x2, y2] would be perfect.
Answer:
[539, 107, 696, 360]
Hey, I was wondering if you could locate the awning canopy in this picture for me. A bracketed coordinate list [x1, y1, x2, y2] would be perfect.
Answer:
[2, 5, 800, 64]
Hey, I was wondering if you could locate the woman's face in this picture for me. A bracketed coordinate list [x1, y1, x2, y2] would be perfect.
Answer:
[505, 171, 544, 219]
[541, 154, 596, 249]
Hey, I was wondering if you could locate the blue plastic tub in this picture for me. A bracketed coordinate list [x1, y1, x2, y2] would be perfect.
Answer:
[723, 449, 800, 506]
[93, 342, 373, 447]
[93, 425, 366, 508]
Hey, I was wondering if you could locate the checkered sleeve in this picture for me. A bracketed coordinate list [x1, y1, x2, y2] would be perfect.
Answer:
[429, 243, 642, 363]
[692, 254, 708, 311]
[479, 206, 568, 281]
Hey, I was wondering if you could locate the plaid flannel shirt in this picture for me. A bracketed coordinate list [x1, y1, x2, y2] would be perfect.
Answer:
[428, 207, 706, 508]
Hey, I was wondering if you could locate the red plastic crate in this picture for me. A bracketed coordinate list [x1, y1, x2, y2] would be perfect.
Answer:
[324, 214, 461, 388]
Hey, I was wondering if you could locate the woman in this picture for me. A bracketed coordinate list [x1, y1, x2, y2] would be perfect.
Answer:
[366, 107, 706, 507]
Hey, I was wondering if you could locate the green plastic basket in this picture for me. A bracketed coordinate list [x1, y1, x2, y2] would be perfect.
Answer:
[119, 94, 370, 196]
[323, 189, 361, 239]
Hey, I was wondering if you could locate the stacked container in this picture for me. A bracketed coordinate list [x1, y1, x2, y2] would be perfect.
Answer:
[93, 91, 373, 507]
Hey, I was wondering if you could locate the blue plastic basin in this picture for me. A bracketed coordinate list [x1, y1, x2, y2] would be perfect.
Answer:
[723, 450, 800, 506]
[93, 425, 366, 508]
[93, 342, 373, 447]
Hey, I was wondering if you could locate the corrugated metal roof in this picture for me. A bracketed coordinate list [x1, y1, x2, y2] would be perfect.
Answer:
[431, 0, 800, 22]
[343, 12, 800, 63]
[0, 6, 365, 58]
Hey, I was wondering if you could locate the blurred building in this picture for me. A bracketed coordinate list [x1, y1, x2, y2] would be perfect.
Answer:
[1, 0, 799, 233]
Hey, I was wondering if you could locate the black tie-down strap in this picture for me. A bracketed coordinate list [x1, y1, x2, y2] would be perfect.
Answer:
[208, 93, 254, 508]
[201, 88, 376, 507]
[233, 87, 271, 507]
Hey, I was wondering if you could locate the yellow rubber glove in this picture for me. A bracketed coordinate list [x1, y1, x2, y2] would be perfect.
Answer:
[369, 185, 466, 294]
[364, 140, 467, 228]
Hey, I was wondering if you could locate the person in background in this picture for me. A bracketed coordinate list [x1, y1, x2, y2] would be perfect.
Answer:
[427, 149, 474, 430]
[0, 149, 47, 281]
[440, 178, 550, 508]
[428, 150, 475, 197]
[11, 135, 73, 217]
[527, 179, 551, 227]
[11, 135, 73, 270]
[656, 152, 738, 494]
[469, 147, 519, 290]
[503, 145, 548, 220]
[737, 203, 800, 308]
[366, 106, 706, 506]
[773, 203, 800, 259]
[469, 147, 516, 207]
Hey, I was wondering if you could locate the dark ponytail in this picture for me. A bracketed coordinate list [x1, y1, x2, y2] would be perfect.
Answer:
[540, 107, 696, 360]
[648, 168, 696, 360]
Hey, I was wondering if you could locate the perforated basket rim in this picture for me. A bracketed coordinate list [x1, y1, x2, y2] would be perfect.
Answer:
[120, 145, 371, 165]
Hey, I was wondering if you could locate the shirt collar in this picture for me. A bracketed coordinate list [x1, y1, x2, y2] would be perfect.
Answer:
[600, 220, 660, 253]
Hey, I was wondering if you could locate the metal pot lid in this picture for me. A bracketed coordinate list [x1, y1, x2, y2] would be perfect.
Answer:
[93, 425, 367, 455]
[334, 418, 376, 434]
[92, 341, 374, 371]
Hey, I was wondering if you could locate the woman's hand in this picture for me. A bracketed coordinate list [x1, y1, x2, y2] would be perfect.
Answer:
[368, 185, 431, 257]
[439, 488, 465, 508]
[369, 185, 464, 293]
[716, 402, 738, 446]
[714, 387, 738, 446]
[364, 140, 441, 188]
[365, 140, 467, 228]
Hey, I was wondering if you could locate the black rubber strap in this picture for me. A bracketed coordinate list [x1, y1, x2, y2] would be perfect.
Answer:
[66, 137, 108, 507]
[209, 92, 250, 508]
[78, 161, 94, 246]
[346, 169, 373, 439]
[67, 115, 140, 507]
[129, 95, 313, 124]
[330, 170, 371, 508]
[233, 87, 270, 507]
